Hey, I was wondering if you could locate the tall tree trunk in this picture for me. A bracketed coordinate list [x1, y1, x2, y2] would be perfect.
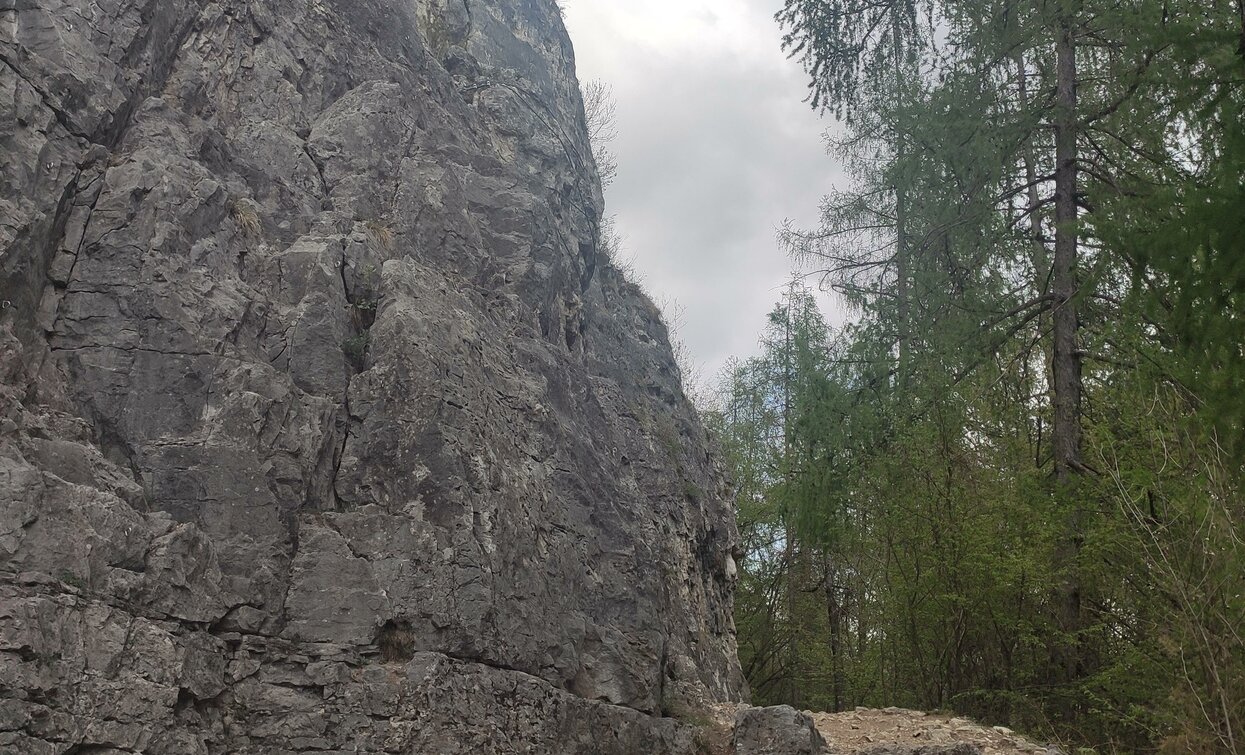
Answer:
[1052, 6, 1082, 484]
[1237, 0, 1245, 59]
[824, 554, 845, 712]
[1052, 1, 1085, 683]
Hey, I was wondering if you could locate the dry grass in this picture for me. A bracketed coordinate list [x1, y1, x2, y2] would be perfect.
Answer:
[231, 200, 262, 238]
[376, 620, 417, 663]
[365, 220, 395, 250]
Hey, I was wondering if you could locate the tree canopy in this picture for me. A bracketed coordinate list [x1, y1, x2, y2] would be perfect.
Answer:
[711, 1, 1245, 751]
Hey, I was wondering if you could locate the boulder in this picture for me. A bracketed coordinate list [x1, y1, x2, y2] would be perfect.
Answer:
[733, 705, 827, 755]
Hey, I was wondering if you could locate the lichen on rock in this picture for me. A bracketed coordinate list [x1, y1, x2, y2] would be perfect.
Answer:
[0, 0, 745, 751]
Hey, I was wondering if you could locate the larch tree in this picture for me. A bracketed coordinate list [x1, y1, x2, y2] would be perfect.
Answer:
[718, 0, 1245, 749]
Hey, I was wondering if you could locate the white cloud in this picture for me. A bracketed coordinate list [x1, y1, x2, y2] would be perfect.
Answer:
[566, 0, 782, 60]
[562, 0, 847, 380]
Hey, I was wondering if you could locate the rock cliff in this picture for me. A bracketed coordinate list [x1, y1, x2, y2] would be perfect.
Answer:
[0, 0, 747, 751]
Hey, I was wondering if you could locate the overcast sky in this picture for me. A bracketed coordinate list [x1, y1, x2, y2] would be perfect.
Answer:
[561, 0, 847, 383]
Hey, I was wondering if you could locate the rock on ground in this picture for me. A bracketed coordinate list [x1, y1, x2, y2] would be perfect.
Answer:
[732, 705, 827, 755]
[809, 708, 1068, 755]
[0, 0, 746, 751]
[859, 744, 983, 755]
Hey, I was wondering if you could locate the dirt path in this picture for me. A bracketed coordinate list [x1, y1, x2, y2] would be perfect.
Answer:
[809, 707, 1064, 754]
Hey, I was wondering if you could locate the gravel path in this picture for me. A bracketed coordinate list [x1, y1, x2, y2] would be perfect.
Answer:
[809, 707, 1066, 754]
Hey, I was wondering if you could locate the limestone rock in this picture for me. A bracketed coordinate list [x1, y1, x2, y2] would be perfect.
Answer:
[733, 705, 827, 755]
[0, 0, 746, 750]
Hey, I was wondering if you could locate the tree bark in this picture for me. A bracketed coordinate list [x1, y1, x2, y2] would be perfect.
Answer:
[1052, 1, 1086, 684]
[1237, 0, 1245, 60]
[1052, 5, 1082, 484]
[824, 554, 845, 712]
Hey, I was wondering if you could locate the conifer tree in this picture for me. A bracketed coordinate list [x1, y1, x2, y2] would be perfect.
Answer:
[717, 0, 1245, 748]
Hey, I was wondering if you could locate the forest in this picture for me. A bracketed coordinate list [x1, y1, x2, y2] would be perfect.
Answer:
[697, 0, 1245, 752]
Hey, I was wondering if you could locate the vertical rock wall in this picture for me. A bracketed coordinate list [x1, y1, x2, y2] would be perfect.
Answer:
[0, 0, 747, 751]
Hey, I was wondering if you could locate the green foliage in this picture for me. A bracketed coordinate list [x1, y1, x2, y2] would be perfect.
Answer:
[57, 571, 86, 590]
[719, 282, 1244, 750]
[342, 333, 369, 370]
[348, 262, 380, 333]
[1093, 55, 1245, 452]
[725, 1, 1245, 751]
[777, 0, 931, 118]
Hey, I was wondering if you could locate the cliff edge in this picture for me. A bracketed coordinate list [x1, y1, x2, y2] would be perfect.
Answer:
[0, 0, 746, 751]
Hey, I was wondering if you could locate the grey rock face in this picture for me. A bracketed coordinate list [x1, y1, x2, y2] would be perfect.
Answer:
[733, 705, 827, 755]
[0, 0, 746, 751]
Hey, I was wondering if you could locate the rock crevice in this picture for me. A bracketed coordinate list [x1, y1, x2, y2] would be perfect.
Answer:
[1, 0, 746, 751]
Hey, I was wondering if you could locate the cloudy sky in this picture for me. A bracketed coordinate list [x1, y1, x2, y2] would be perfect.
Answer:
[560, 0, 847, 383]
